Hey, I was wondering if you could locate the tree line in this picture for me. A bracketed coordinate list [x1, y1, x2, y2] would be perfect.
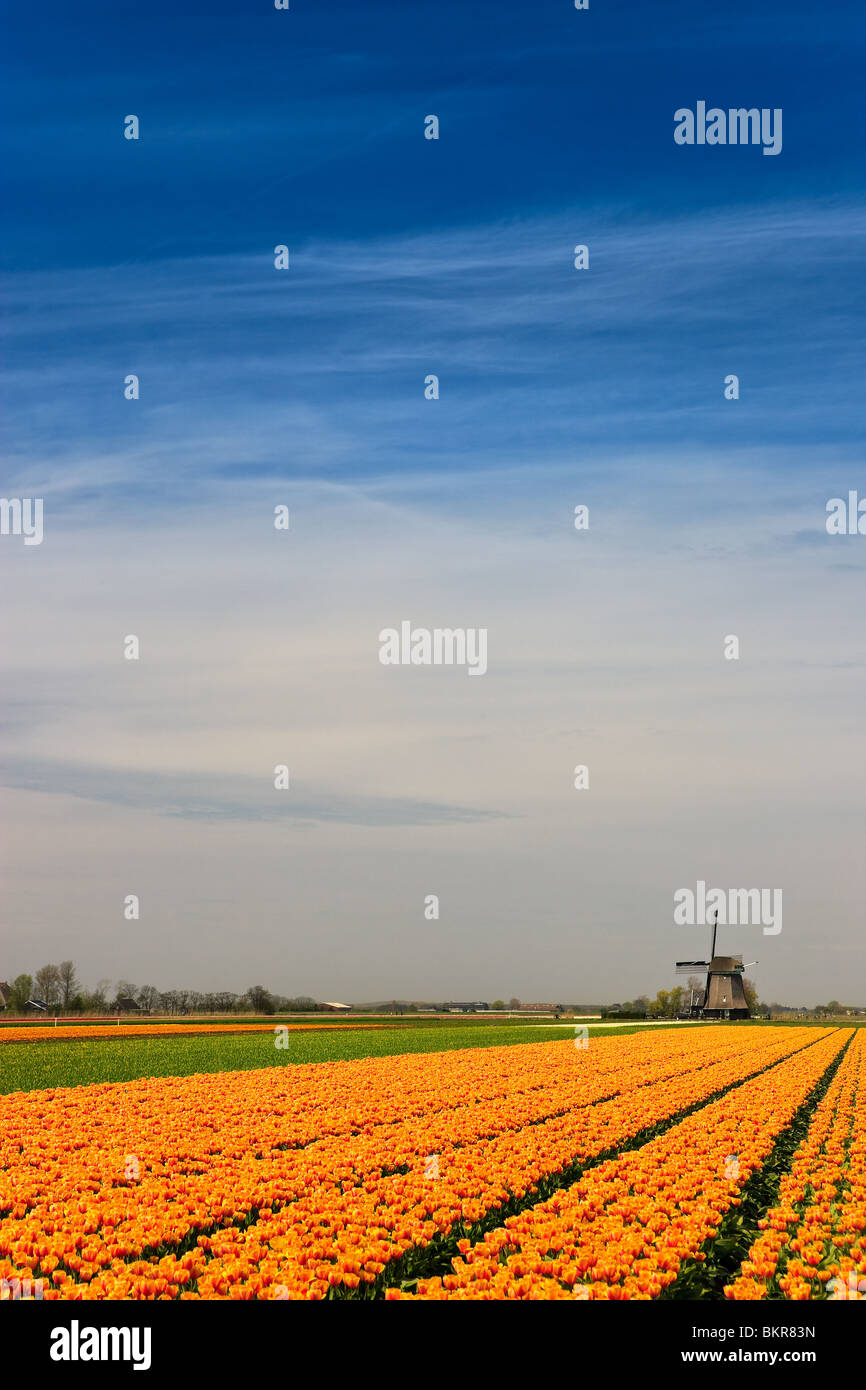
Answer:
[3, 966, 853, 1019]
[614, 979, 762, 1018]
[0, 965, 320, 1015]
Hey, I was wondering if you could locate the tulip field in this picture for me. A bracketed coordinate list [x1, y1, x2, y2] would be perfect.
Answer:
[0, 1024, 863, 1301]
[0, 1021, 386, 1045]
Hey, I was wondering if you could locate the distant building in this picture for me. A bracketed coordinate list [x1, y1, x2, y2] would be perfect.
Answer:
[115, 996, 141, 1014]
[321, 1001, 352, 1013]
[0, 987, 48, 1014]
[442, 1002, 489, 1013]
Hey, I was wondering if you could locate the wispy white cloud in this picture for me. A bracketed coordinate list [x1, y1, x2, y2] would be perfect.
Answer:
[1, 199, 863, 1001]
[3, 198, 863, 513]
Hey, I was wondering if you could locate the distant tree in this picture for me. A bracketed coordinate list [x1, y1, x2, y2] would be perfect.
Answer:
[57, 961, 79, 1008]
[645, 988, 685, 1019]
[72, 981, 107, 1014]
[508, 997, 521, 1010]
[742, 978, 759, 1014]
[491, 1000, 506, 1010]
[633, 995, 651, 1014]
[649, 989, 670, 1018]
[137, 985, 159, 1014]
[89, 979, 111, 1013]
[246, 985, 274, 1014]
[35, 964, 62, 1008]
[9, 974, 33, 1012]
[114, 980, 137, 1006]
[826, 1000, 842, 1015]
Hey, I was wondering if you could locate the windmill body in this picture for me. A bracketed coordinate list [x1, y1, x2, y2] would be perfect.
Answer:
[676, 916, 752, 1020]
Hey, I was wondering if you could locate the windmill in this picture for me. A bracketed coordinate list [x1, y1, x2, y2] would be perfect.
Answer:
[676, 912, 754, 1019]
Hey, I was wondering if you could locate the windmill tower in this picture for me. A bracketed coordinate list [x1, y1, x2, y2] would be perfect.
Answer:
[676, 912, 754, 1020]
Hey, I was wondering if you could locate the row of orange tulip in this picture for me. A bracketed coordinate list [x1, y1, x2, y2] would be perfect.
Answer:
[2, 1031, 692, 1294]
[31, 1028, 820, 1299]
[1, 1024, 774, 1218]
[189, 1032, 810, 1300]
[0, 1028, 825, 1300]
[0, 1029, 741, 1260]
[392, 1030, 850, 1300]
[725, 1029, 866, 1301]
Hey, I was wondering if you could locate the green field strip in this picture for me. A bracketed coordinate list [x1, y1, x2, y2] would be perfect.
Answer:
[0, 1024, 681, 1094]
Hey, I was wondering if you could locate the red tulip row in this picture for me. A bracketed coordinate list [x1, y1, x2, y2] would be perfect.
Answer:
[0, 1023, 379, 1044]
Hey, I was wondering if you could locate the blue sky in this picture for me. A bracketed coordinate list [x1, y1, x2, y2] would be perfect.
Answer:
[3, 0, 864, 494]
[1, 1, 864, 1004]
[4, 0, 865, 270]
